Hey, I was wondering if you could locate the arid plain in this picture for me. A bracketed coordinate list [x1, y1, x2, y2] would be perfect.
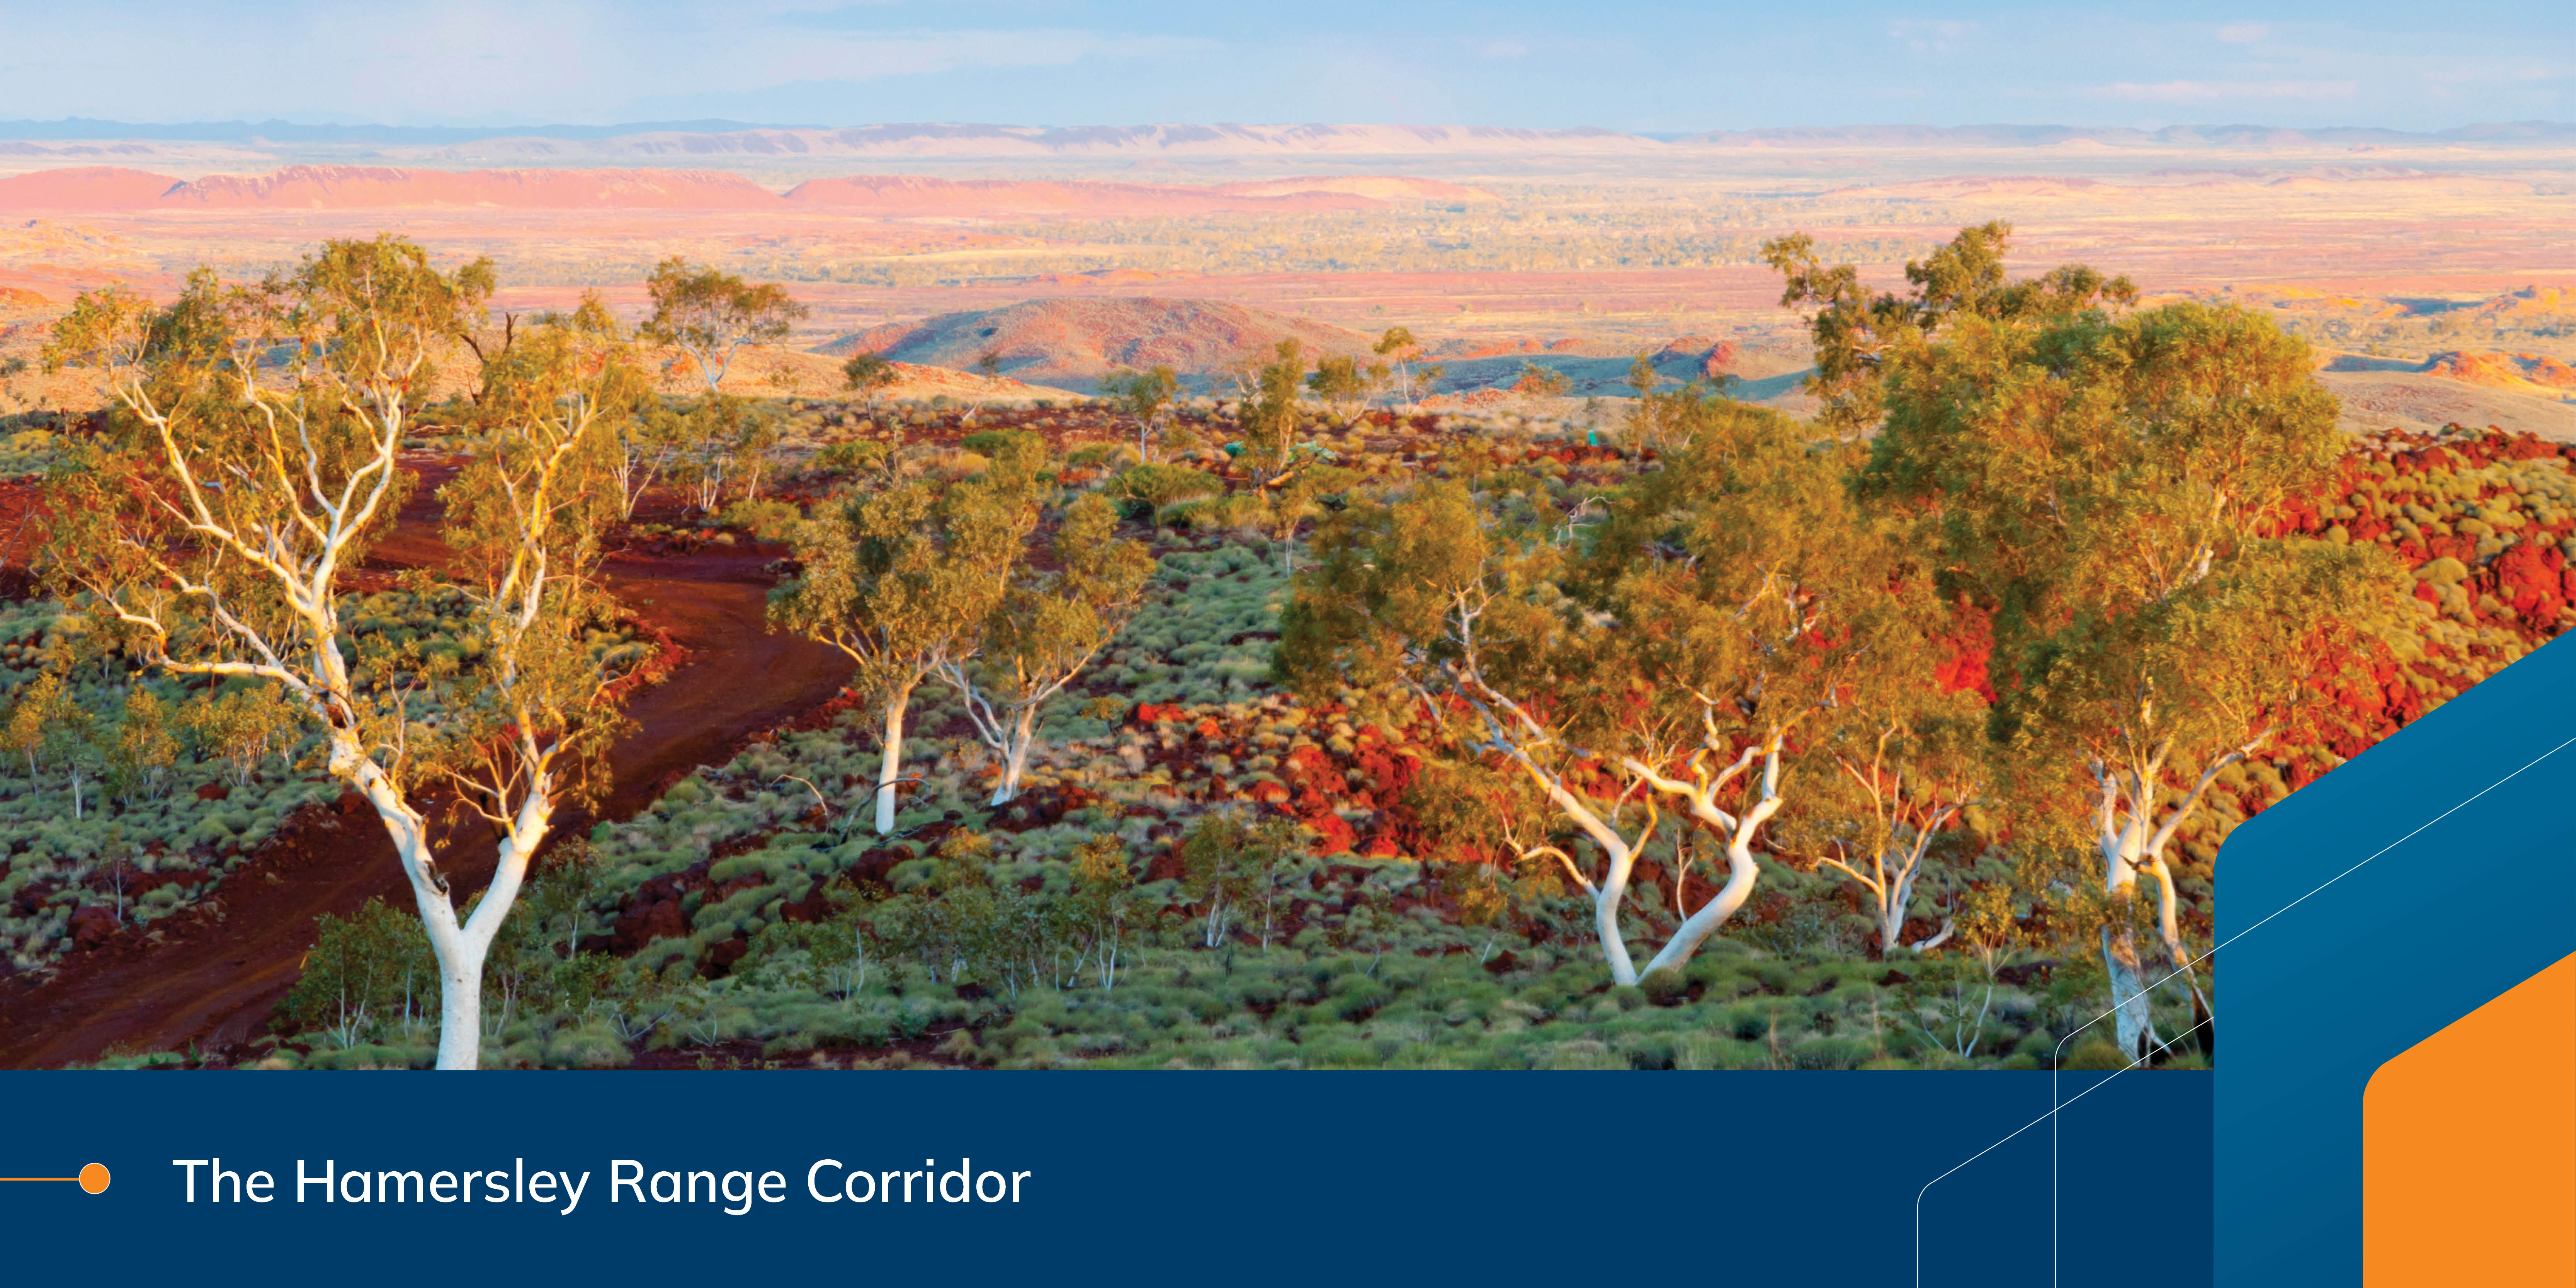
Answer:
[0, 121, 2570, 436]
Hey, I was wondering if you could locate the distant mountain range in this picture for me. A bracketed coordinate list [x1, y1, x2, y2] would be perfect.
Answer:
[0, 119, 2567, 154]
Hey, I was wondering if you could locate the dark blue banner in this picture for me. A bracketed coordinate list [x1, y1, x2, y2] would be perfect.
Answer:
[2, 1070, 2208, 1287]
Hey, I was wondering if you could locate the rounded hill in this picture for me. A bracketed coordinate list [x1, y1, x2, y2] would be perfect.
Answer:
[816, 298, 1382, 392]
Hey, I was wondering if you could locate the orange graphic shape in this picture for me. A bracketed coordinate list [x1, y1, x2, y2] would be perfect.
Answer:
[78, 1163, 109, 1195]
[2364, 951, 2576, 1285]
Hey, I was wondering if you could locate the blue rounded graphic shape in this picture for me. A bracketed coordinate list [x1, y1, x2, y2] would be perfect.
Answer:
[2214, 634, 2576, 1286]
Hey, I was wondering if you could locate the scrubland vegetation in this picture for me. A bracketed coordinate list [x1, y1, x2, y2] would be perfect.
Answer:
[952, 197, 1950, 285]
[8, 225, 2572, 1071]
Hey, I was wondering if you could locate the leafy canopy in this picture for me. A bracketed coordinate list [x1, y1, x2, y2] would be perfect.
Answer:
[640, 257, 808, 391]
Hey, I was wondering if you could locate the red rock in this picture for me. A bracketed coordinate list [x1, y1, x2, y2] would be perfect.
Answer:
[68, 905, 118, 951]
[612, 899, 687, 953]
[703, 936, 750, 977]
[1307, 813, 1357, 856]
[194, 783, 230, 801]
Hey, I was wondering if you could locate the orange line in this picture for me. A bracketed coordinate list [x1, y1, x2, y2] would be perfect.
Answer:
[0, 1177, 76, 1182]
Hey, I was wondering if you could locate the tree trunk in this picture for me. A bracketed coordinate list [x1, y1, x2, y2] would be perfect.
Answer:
[874, 687, 912, 835]
[1592, 852, 1642, 986]
[2103, 923, 2153, 1063]
[2100, 800, 2156, 1062]
[1879, 902, 1907, 958]
[989, 707, 1037, 806]
[435, 940, 487, 1068]
[357, 755, 552, 1071]
[1638, 834, 1763, 976]
[611, 455, 638, 519]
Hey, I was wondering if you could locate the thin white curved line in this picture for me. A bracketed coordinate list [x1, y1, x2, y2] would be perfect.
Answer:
[1916, 1013, 2215, 1288]
[1913, 729, 2574, 1288]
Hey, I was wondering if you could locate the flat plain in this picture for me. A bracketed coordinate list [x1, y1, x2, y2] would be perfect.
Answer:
[2, 123, 2569, 434]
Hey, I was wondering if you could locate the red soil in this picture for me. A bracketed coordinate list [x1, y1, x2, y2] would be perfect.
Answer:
[0, 477, 853, 1068]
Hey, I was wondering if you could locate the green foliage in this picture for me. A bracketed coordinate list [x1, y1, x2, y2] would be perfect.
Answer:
[1762, 220, 2137, 432]
[182, 682, 302, 788]
[772, 471, 1031, 704]
[1099, 365, 1182, 459]
[1236, 339, 1309, 488]
[668, 394, 784, 511]
[810, 439, 890, 478]
[1110, 463, 1224, 528]
[2063, 1038, 2134, 1071]
[281, 898, 441, 1046]
[1306, 354, 1370, 426]
[947, 492, 1155, 803]
[718, 498, 803, 541]
[71, 233, 2552, 1071]
[640, 257, 808, 392]
[959, 429, 1045, 467]
[1178, 811, 1302, 949]
[841, 351, 900, 414]
[0, 424, 68, 479]
[1099, 542, 1288, 705]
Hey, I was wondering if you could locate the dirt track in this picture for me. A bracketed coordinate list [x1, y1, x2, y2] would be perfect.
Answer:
[0, 482, 851, 1068]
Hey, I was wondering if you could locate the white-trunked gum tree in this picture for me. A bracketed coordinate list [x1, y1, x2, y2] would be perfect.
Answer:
[41, 235, 639, 1069]
[769, 467, 1030, 833]
[1770, 221, 2399, 1059]
[939, 490, 1153, 807]
[1280, 388, 1912, 986]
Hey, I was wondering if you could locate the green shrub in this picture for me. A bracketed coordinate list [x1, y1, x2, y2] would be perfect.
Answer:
[1111, 463, 1224, 526]
[278, 898, 440, 1042]
[718, 499, 802, 540]
[2063, 1039, 2134, 1071]
[959, 429, 1044, 467]
[1789, 1035, 1874, 1070]
[1674, 1034, 1767, 1070]
[1640, 968, 1689, 1004]
[811, 440, 890, 476]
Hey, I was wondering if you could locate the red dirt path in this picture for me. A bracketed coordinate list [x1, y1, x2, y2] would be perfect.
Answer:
[0, 475, 852, 1068]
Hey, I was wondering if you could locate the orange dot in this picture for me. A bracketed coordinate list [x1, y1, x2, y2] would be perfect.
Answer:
[77, 1163, 108, 1195]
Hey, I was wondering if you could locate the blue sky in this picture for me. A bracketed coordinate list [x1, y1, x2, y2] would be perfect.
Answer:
[0, 1, 2564, 132]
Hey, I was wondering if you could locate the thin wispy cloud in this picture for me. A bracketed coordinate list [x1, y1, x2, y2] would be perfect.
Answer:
[2217, 22, 2270, 43]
